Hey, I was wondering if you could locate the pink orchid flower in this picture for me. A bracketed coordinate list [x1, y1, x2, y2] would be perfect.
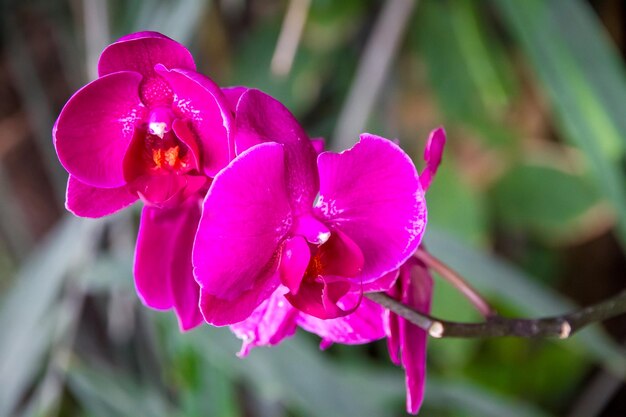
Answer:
[230, 285, 387, 356]
[386, 127, 446, 414]
[193, 88, 427, 326]
[227, 128, 446, 415]
[53, 31, 234, 330]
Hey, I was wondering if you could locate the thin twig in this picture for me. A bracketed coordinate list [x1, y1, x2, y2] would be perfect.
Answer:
[367, 290, 626, 339]
[414, 248, 496, 317]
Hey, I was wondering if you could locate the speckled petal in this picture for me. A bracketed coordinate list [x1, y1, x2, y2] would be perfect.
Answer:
[157, 65, 234, 176]
[54, 71, 145, 188]
[315, 134, 426, 283]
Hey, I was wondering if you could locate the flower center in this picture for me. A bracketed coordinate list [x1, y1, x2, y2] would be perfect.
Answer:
[304, 247, 324, 280]
[141, 108, 195, 174]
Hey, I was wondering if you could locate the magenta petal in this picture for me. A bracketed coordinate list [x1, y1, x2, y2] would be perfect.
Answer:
[193, 143, 292, 324]
[199, 273, 281, 326]
[54, 72, 145, 188]
[363, 269, 399, 293]
[131, 173, 187, 206]
[315, 134, 426, 282]
[132, 200, 203, 331]
[171, 119, 201, 170]
[279, 236, 310, 295]
[286, 277, 359, 319]
[317, 229, 364, 278]
[98, 32, 195, 78]
[66, 175, 137, 218]
[420, 127, 446, 192]
[230, 286, 298, 356]
[222, 86, 250, 112]
[168, 200, 204, 331]
[399, 258, 433, 415]
[311, 137, 325, 154]
[297, 295, 386, 345]
[157, 65, 234, 176]
[134, 201, 204, 327]
[234, 89, 318, 212]
[134, 207, 176, 309]
[386, 311, 401, 366]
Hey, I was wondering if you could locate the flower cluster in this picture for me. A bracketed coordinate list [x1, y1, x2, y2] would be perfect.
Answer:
[53, 32, 445, 415]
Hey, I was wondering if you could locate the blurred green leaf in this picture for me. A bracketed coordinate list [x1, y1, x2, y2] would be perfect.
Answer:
[426, 160, 488, 246]
[113, 0, 209, 44]
[174, 324, 553, 417]
[230, 21, 328, 117]
[469, 338, 588, 408]
[491, 163, 601, 241]
[493, 0, 626, 249]
[425, 378, 554, 417]
[68, 364, 173, 417]
[187, 327, 398, 417]
[0, 218, 103, 417]
[415, 0, 519, 148]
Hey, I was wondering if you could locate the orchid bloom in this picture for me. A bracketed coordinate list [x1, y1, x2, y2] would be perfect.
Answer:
[53, 31, 234, 330]
[387, 127, 446, 414]
[228, 127, 446, 415]
[193, 88, 427, 327]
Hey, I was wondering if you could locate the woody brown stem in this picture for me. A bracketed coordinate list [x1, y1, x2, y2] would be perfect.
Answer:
[367, 290, 626, 339]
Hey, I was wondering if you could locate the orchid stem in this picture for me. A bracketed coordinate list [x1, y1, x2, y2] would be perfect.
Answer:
[367, 290, 626, 339]
[414, 248, 496, 318]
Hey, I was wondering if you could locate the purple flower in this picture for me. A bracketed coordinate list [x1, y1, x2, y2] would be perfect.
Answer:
[53, 31, 234, 330]
[387, 127, 445, 414]
[230, 286, 387, 356]
[193, 89, 427, 325]
[226, 127, 446, 415]
[386, 258, 433, 415]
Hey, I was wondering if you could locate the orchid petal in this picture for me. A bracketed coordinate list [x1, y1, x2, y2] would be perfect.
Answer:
[54, 71, 145, 188]
[157, 65, 234, 175]
[316, 229, 364, 278]
[230, 287, 298, 356]
[363, 269, 398, 293]
[134, 205, 178, 309]
[399, 258, 433, 415]
[285, 277, 358, 320]
[169, 200, 204, 331]
[420, 127, 446, 192]
[234, 89, 318, 212]
[315, 134, 425, 283]
[297, 295, 386, 345]
[98, 32, 195, 78]
[222, 86, 250, 112]
[65, 176, 137, 218]
[171, 119, 201, 170]
[193, 142, 291, 325]
[134, 201, 204, 328]
[310, 137, 325, 154]
[279, 236, 310, 295]
[199, 273, 281, 326]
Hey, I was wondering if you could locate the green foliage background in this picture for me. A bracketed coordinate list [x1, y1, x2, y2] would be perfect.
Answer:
[0, 0, 625, 416]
